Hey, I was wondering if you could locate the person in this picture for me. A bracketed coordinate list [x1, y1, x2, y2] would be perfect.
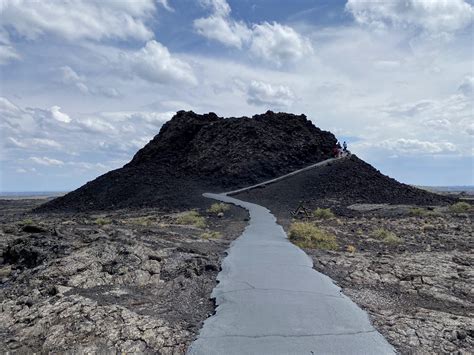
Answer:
[343, 141, 347, 152]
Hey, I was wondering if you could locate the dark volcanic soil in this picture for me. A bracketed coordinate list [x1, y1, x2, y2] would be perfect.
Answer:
[235, 155, 455, 220]
[37, 111, 336, 212]
[0, 199, 247, 353]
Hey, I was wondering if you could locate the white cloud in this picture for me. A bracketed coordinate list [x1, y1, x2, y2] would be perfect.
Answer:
[0, 0, 157, 41]
[124, 40, 197, 85]
[250, 22, 313, 66]
[246, 80, 295, 108]
[194, 0, 312, 65]
[346, 0, 474, 34]
[59, 66, 120, 97]
[458, 75, 474, 96]
[356, 138, 458, 155]
[49, 106, 71, 123]
[30, 138, 62, 149]
[6, 137, 27, 148]
[194, 0, 251, 48]
[30, 156, 64, 166]
[0, 29, 19, 65]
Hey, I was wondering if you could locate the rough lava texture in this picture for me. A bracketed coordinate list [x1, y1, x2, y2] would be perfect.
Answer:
[235, 155, 455, 217]
[36, 111, 336, 212]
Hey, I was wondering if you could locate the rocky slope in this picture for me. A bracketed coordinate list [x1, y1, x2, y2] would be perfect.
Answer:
[37, 111, 336, 212]
[235, 155, 455, 217]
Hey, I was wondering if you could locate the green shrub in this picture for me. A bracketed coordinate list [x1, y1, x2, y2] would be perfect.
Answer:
[288, 222, 338, 250]
[176, 211, 206, 228]
[207, 203, 230, 215]
[201, 231, 222, 240]
[18, 218, 34, 226]
[410, 207, 427, 217]
[449, 202, 471, 214]
[346, 245, 356, 253]
[372, 228, 402, 244]
[95, 217, 111, 226]
[313, 208, 335, 219]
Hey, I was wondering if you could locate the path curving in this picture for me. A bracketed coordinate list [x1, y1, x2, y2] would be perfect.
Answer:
[188, 159, 395, 355]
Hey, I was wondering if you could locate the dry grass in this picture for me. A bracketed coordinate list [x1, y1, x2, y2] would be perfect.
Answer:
[94, 217, 111, 226]
[313, 208, 335, 219]
[346, 245, 356, 253]
[176, 211, 206, 228]
[123, 216, 156, 226]
[410, 207, 427, 217]
[289, 222, 338, 250]
[372, 228, 402, 244]
[207, 203, 230, 215]
[449, 202, 471, 214]
[201, 231, 222, 240]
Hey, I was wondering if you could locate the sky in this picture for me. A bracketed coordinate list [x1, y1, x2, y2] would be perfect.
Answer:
[0, 0, 473, 192]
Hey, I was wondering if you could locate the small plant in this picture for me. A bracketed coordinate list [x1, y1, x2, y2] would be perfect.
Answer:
[449, 202, 472, 214]
[125, 216, 155, 226]
[201, 231, 222, 240]
[313, 208, 334, 219]
[288, 222, 338, 250]
[372, 228, 402, 244]
[346, 245, 356, 253]
[422, 223, 436, 232]
[207, 203, 230, 215]
[176, 210, 206, 228]
[95, 217, 111, 226]
[410, 207, 427, 217]
[18, 218, 34, 226]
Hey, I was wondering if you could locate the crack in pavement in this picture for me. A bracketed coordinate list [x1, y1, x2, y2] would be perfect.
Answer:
[200, 329, 377, 339]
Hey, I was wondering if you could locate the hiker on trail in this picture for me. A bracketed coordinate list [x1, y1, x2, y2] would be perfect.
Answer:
[343, 141, 347, 152]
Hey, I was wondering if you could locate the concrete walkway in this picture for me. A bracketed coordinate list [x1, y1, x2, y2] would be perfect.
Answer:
[188, 159, 395, 355]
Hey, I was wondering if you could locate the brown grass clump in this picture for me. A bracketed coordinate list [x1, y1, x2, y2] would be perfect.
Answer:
[289, 222, 338, 250]
[176, 211, 206, 228]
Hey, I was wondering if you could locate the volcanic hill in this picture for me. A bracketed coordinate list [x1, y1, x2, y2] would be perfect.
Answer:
[37, 110, 453, 212]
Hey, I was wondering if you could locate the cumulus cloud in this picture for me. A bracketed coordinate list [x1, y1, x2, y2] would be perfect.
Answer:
[346, 0, 474, 35]
[194, 0, 312, 65]
[0, 0, 158, 41]
[49, 106, 72, 123]
[246, 80, 295, 108]
[123, 40, 197, 85]
[1, 97, 175, 181]
[250, 22, 313, 66]
[194, 0, 251, 48]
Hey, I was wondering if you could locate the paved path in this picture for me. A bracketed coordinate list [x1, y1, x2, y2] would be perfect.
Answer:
[188, 159, 395, 355]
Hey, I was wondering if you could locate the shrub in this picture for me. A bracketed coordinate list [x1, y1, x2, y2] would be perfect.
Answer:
[372, 228, 402, 244]
[288, 222, 338, 250]
[449, 202, 472, 214]
[346, 245, 356, 253]
[176, 210, 206, 228]
[95, 217, 111, 226]
[410, 207, 427, 217]
[124, 216, 155, 226]
[18, 218, 34, 226]
[422, 223, 436, 232]
[207, 203, 230, 215]
[313, 208, 334, 219]
[201, 231, 222, 240]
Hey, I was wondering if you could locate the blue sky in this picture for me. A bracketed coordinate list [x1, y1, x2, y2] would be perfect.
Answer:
[0, 0, 473, 192]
